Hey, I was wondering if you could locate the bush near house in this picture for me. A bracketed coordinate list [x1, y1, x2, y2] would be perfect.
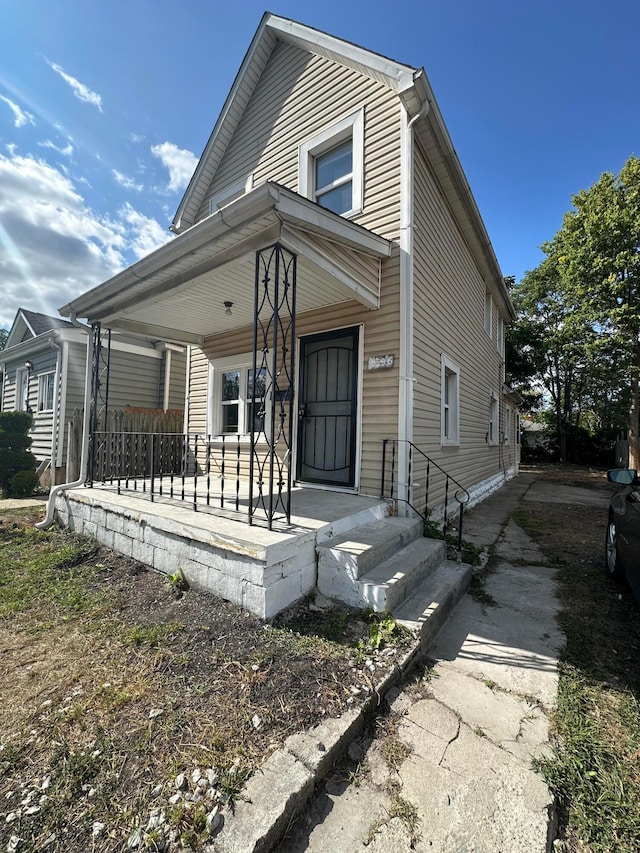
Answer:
[0, 410, 38, 497]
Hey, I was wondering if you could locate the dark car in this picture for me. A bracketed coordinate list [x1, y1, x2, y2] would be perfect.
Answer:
[606, 469, 640, 604]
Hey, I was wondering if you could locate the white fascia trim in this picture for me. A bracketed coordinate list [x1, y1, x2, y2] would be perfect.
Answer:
[267, 15, 415, 92]
[110, 340, 162, 359]
[299, 107, 364, 217]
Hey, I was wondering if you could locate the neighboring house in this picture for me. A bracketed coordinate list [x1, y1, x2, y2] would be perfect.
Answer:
[0, 309, 187, 485]
[48, 14, 520, 618]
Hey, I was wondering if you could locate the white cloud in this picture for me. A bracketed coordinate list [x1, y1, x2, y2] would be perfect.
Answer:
[130, 132, 145, 143]
[0, 151, 171, 329]
[112, 169, 143, 192]
[38, 139, 74, 157]
[151, 141, 197, 192]
[0, 95, 35, 128]
[45, 59, 103, 112]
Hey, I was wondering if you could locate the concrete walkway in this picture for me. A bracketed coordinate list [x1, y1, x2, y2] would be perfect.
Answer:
[281, 472, 564, 853]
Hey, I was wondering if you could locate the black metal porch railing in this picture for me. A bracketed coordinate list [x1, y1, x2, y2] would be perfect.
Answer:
[87, 432, 250, 516]
[380, 439, 470, 552]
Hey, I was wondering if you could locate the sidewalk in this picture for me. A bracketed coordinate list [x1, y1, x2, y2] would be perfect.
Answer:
[281, 472, 563, 852]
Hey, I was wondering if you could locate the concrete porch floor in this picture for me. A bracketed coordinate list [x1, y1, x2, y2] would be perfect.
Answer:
[54, 482, 389, 618]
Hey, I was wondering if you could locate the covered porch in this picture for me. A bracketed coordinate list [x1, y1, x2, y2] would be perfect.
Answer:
[61, 181, 392, 532]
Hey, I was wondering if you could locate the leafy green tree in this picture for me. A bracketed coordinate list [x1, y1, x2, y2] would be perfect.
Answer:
[0, 329, 7, 350]
[550, 155, 640, 466]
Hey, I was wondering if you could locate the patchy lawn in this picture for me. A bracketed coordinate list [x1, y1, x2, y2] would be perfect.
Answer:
[0, 508, 414, 852]
[513, 466, 640, 853]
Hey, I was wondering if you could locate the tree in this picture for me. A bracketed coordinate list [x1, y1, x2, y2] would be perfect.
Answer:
[0, 328, 7, 351]
[550, 155, 640, 466]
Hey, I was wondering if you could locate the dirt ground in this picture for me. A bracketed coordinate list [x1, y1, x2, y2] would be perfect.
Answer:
[0, 508, 414, 852]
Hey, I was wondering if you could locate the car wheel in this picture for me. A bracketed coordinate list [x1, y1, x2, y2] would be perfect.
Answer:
[605, 514, 623, 578]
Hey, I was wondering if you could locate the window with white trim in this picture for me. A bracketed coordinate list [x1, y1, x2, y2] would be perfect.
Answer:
[219, 366, 266, 435]
[16, 367, 29, 412]
[208, 174, 254, 215]
[497, 315, 505, 356]
[488, 391, 499, 445]
[516, 412, 521, 445]
[484, 291, 492, 337]
[504, 405, 511, 444]
[299, 108, 364, 217]
[37, 371, 55, 413]
[441, 355, 460, 445]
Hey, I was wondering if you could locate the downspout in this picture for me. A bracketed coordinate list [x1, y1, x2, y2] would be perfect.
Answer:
[46, 333, 63, 488]
[398, 97, 429, 511]
[163, 347, 172, 412]
[183, 345, 191, 434]
[36, 312, 93, 530]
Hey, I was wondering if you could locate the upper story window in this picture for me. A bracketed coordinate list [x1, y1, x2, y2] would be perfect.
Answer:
[484, 291, 492, 337]
[299, 108, 364, 218]
[208, 174, 254, 216]
[488, 391, 499, 445]
[497, 315, 505, 356]
[37, 371, 56, 412]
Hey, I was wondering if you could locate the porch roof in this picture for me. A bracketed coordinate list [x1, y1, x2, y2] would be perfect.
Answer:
[60, 182, 391, 345]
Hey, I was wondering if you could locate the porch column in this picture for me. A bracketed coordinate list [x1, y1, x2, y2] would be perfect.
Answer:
[249, 243, 297, 529]
[86, 323, 112, 486]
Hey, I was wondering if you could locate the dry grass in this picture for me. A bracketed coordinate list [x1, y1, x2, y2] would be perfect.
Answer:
[0, 507, 415, 852]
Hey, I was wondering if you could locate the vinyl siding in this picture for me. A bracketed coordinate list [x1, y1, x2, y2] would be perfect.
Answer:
[412, 139, 507, 507]
[191, 248, 401, 497]
[195, 41, 402, 242]
[1, 350, 59, 463]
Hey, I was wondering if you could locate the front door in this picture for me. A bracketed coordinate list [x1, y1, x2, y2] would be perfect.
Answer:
[297, 327, 359, 488]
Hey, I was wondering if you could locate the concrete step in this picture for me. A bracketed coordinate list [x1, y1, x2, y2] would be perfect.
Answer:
[317, 516, 423, 583]
[393, 560, 473, 652]
[359, 537, 447, 611]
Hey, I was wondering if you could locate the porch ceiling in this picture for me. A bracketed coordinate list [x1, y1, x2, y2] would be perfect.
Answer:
[60, 183, 391, 345]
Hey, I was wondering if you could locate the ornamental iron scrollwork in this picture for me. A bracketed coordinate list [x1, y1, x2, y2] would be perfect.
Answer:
[87, 323, 111, 485]
[249, 243, 296, 529]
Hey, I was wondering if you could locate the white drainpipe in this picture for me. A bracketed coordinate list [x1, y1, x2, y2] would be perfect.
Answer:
[398, 97, 429, 511]
[46, 334, 63, 488]
[36, 313, 93, 530]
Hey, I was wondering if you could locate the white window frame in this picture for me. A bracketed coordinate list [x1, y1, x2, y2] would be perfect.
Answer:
[208, 174, 254, 215]
[208, 353, 271, 440]
[298, 107, 364, 217]
[497, 315, 505, 356]
[504, 404, 511, 445]
[484, 291, 493, 337]
[441, 355, 460, 446]
[488, 390, 499, 445]
[37, 371, 56, 413]
[516, 412, 521, 446]
[15, 367, 29, 412]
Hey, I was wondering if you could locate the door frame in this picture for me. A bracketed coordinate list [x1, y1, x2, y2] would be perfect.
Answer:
[294, 323, 364, 493]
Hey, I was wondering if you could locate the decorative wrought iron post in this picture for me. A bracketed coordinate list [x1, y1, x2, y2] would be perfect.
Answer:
[86, 323, 111, 485]
[249, 243, 297, 529]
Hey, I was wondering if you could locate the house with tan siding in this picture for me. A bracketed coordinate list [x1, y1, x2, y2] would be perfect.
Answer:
[1, 308, 186, 486]
[44, 14, 519, 621]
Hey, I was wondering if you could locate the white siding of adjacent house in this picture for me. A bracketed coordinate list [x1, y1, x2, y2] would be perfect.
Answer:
[411, 138, 508, 508]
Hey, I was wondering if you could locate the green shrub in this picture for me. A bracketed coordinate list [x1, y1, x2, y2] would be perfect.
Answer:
[8, 469, 40, 498]
[0, 410, 37, 496]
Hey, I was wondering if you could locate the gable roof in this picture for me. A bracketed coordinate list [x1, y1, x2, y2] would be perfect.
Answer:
[5, 308, 74, 350]
[172, 12, 422, 235]
[171, 13, 514, 319]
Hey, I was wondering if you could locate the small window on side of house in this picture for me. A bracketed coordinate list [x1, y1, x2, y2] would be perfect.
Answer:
[497, 315, 504, 356]
[441, 355, 460, 446]
[37, 371, 55, 412]
[504, 405, 511, 444]
[488, 392, 499, 445]
[299, 108, 364, 218]
[516, 412, 521, 445]
[484, 291, 492, 337]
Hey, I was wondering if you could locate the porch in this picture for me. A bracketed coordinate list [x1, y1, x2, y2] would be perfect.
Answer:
[55, 482, 389, 619]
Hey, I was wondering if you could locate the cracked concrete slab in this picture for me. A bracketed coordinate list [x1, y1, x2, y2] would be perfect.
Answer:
[524, 480, 612, 508]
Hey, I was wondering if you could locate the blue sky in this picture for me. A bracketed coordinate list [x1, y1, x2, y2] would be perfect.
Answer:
[0, 0, 638, 330]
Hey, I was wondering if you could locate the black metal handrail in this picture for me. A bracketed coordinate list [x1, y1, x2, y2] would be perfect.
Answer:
[380, 439, 470, 552]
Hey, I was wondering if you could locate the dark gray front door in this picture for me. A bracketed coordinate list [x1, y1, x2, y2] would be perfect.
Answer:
[297, 327, 358, 487]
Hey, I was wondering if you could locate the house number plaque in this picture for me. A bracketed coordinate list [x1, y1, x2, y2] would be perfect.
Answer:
[367, 354, 394, 370]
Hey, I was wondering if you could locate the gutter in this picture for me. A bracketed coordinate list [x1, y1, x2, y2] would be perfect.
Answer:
[398, 89, 430, 509]
[36, 313, 93, 530]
